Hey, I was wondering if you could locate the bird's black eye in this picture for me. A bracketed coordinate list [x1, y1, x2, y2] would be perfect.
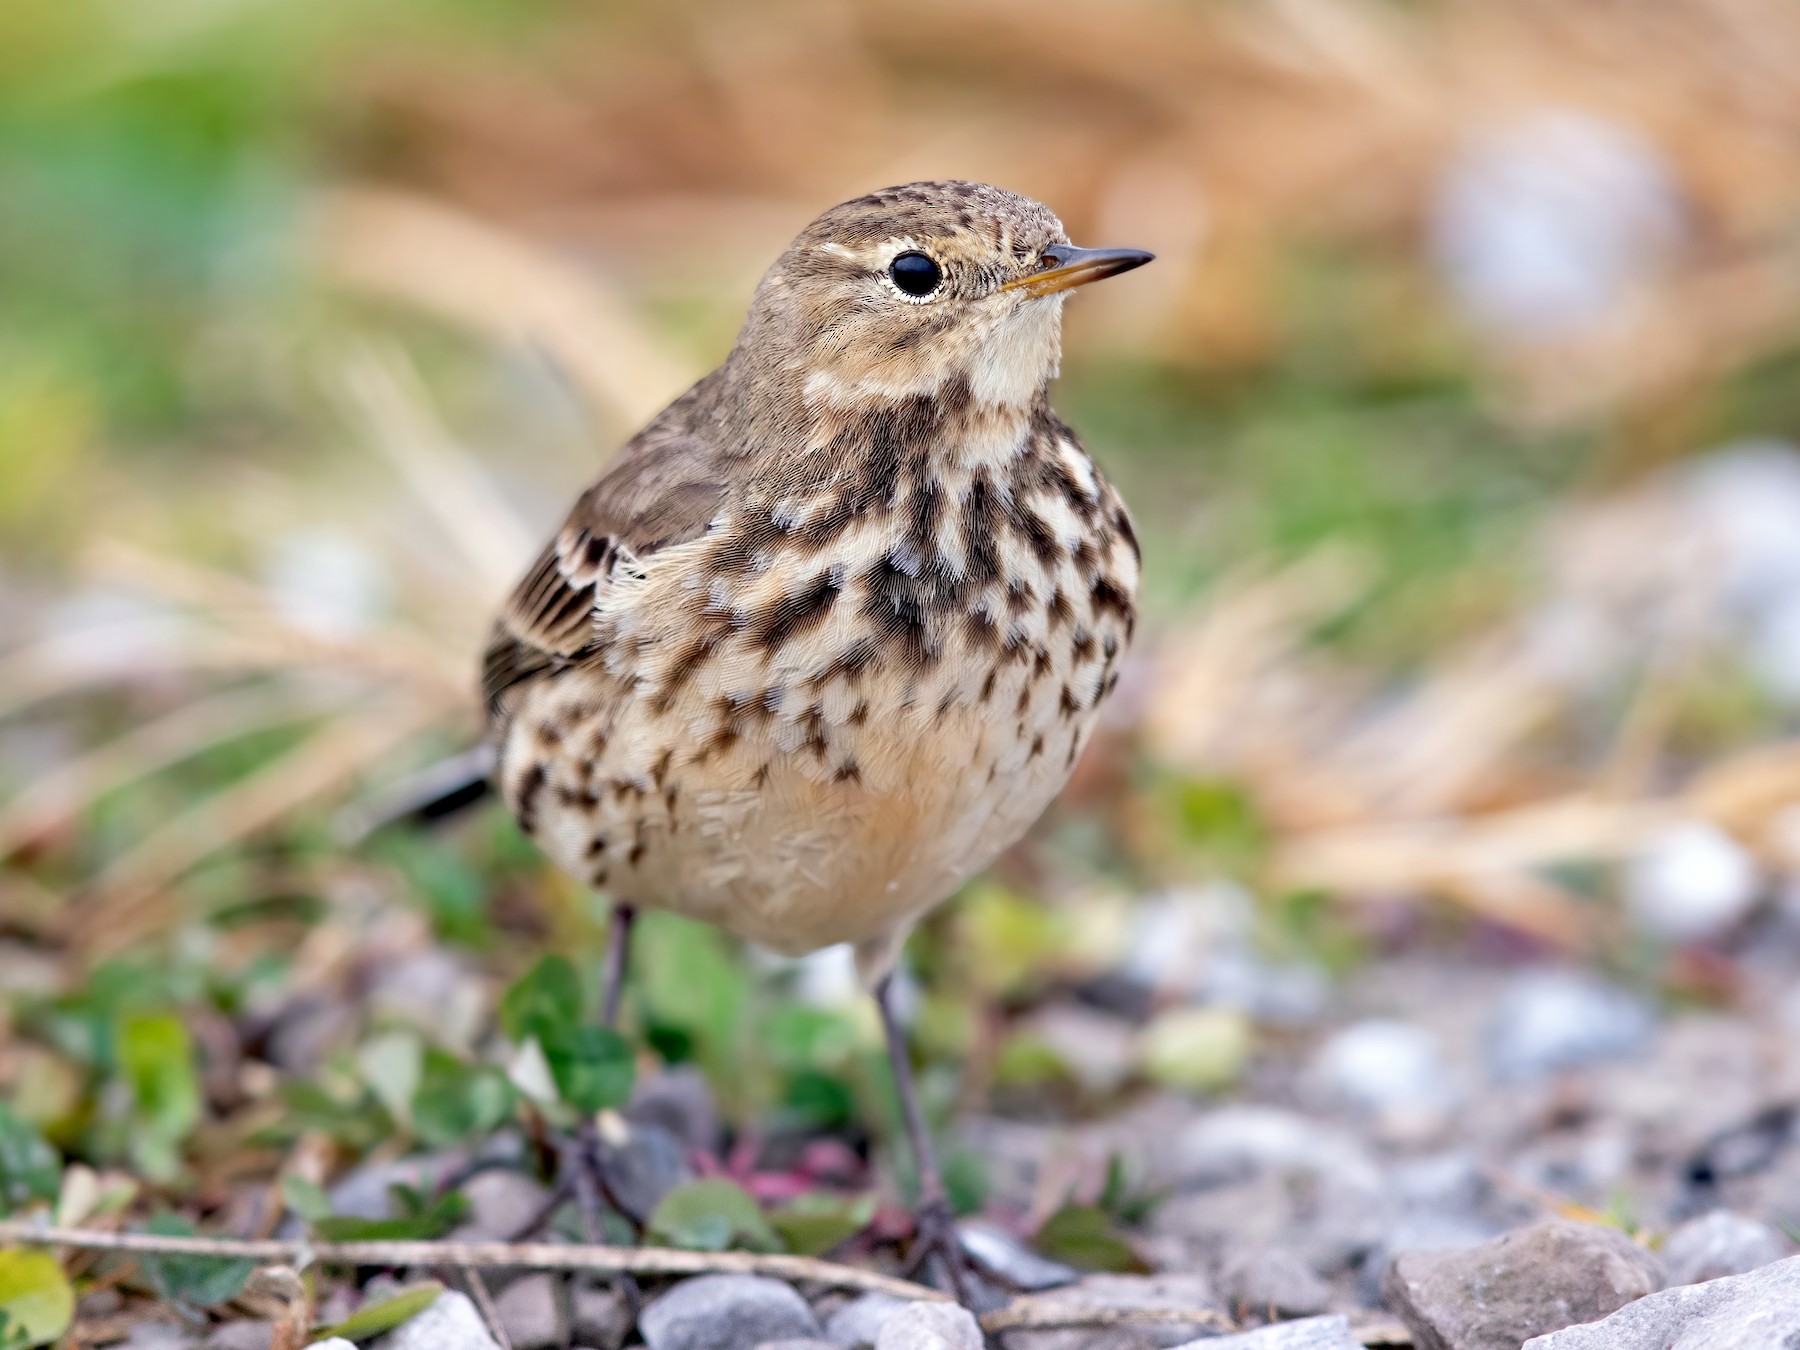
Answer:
[889, 251, 942, 297]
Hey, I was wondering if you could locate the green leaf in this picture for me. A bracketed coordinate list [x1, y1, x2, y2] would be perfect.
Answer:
[0, 1109, 60, 1216]
[768, 1191, 875, 1257]
[311, 1281, 441, 1343]
[116, 1012, 200, 1180]
[280, 1175, 331, 1224]
[1034, 1204, 1150, 1274]
[0, 1250, 74, 1347]
[648, 1178, 780, 1253]
[311, 1186, 467, 1242]
[500, 956, 584, 1044]
[410, 1050, 516, 1148]
[356, 1031, 422, 1129]
[137, 1215, 254, 1307]
[540, 1025, 635, 1114]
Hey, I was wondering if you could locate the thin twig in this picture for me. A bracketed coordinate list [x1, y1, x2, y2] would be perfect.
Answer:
[461, 1267, 513, 1350]
[0, 1221, 1242, 1333]
[0, 1222, 949, 1303]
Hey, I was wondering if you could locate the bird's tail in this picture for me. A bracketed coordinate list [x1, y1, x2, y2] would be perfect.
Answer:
[335, 742, 498, 845]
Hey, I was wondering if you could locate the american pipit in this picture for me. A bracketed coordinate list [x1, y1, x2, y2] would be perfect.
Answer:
[484, 180, 1150, 1292]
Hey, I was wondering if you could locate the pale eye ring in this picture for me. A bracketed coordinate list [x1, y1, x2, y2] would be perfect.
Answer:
[889, 251, 943, 297]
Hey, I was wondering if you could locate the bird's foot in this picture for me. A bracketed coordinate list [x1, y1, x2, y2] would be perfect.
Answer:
[904, 1195, 974, 1305]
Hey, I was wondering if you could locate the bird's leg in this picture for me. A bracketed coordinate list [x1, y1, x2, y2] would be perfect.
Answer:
[570, 902, 638, 1243]
[600, 902, 637, 1030]
[876, 973, 972, 1305]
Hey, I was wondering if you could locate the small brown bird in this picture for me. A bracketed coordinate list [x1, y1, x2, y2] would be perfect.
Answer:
[484, 180, 1150, 1289]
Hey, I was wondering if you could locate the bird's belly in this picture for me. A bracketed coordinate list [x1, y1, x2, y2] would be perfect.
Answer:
[502, 665, 1102, 960]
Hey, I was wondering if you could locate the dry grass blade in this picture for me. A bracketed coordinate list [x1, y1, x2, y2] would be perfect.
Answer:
[316, 188, 699, 432]
[0, 681, 348, 859]
[332, 345, 539, 598]
[72, 704, 450, 956]
[88, 541, 474, 701]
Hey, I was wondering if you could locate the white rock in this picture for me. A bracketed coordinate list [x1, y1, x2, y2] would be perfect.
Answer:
[1523, 1253, 1800, 1347]
[957, 1223, 1080, 1291]
[1171, 1317, 1361, 1349]
[1307, 1019, 1457, 1126]
[1624, 823, 1761, 944]
[873, 1303, 982, 1350]
[374, 1289, 500, 1350]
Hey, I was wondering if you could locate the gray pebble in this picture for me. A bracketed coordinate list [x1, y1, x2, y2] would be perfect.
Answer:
[874, 1303, 982, 1350]
[1662, 1210, 1792, 1286]
[1218, 1245, 1332, 1320]
[571, 1282, 633, 1350]
[824, 1292, 909, 1346]
[640, 1275, 821, 1350]
[493, 1271, 566, 1350]
[1384, 1220, 1664, 1350]
[1485, 971, 1655, 1082]
[203, 1325, 273, 1350]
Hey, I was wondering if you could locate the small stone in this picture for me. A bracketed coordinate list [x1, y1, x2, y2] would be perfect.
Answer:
[265, 997, 356, 1073]
[630, 1067, 722, 1153]
[873, 1303, 982, 1350]
[1020, 1004, 1140, 1096]
[758, 1342, 842, 1350]
[598, 1119, 694, 1223]
[311, 1342, 357, 1350]
[1162, 1106, 1383, 1192]
[1173, 1316, 1362, 1349]
[1662, 1210, 1791, 1286]
[367, 951, 485, 1052]
[957, 1223, 1081, 1291]
[1484, 971, 1655, 1082]
[1384, 1220, 1664, 1350]
[824, 1292, 909, 1346]
[123, 1327, 199, 1350]
[203, 1326, 274, 1350]
[458, 1169, 555, 1241]
[373, 1289, 501, 1350]
[1308, 1019, 1457, 1131]
[1000, 1274, 1222, 1350]
[1624, 823, 1761, 944]
[493, 1272, 565, 1350]
[571, 1282, 633, 1350]
[640, 1275, 822, 1350]
[1218, 1245, 1332, 1320]
[1522, 1254, 1800, 1347]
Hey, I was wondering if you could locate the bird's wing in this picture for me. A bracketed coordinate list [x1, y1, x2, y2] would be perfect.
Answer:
[482, 412, 731, 721]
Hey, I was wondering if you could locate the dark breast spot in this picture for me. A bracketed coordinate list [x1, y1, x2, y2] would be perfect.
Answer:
[514, 763, 546, 836]
[751, 567, 842, 650]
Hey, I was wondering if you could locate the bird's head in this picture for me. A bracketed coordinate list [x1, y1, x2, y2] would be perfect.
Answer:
[730, 181, 1152, 421]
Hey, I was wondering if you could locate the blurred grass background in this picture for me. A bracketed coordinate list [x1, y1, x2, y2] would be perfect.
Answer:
[6, 0, 1800, 1245]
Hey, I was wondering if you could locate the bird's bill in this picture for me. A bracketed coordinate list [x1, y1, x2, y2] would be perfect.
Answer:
[1001, 244, 1155, 297]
